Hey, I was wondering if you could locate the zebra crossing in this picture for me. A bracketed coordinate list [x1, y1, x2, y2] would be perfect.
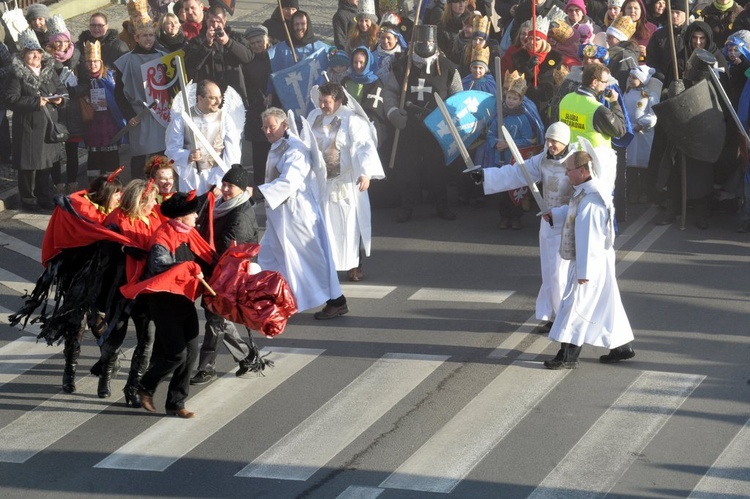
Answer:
[0, 210, 748, 497]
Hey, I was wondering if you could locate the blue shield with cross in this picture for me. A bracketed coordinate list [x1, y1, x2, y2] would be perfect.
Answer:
[270, 47, 329, 118]
[424, 90, 496, 166]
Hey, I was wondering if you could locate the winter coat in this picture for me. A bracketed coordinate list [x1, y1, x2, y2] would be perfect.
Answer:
[156, 30, 187, 53]
[263, 7, 293, 45]
[53, 46, 86, 137]
[76, 29, 130, 70]
[332, 1, 357, 50]
[199, 196, 259, 256]
[6, 53, 67, 171]
[184, 27, 253, 106]
[697, 1, 744, 48]
[242, 49, 279, 142]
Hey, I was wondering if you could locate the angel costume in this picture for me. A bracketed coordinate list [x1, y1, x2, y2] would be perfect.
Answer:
[482, 142, 574, 322]
[307, 102, 384, 271]
[165, 85, 244, 194]
[546, 139, 634, 355]
[258, 132, 342, 312]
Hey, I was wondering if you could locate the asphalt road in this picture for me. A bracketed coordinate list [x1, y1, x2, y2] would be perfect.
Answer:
[0, 195, 748, 498]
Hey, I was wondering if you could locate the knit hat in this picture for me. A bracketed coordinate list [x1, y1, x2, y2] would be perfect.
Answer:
[222, 164, 249, 190]
[280, 0, 299, 9]
[245, 25, 268, 39]
[327, 47, 350, 67]
[25, 3, 50, 21]
[357, 0, 378, 23]
[670, 0, 687, 12]
[565, 0, 587, 15]
[630, 64, 655, 84]
[608, 0, 624, 7]
[161, 191, 200, 218]
[545, 122, 571, 145]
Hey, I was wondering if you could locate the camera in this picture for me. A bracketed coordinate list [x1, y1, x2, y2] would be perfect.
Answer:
[603, 89, 613, 98]
[214, 27, 224, 38]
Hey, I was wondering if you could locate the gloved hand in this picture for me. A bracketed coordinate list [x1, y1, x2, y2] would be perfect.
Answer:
[470, 168, 484, 184]
[388, 108, 408, 130]
[123, 246, 148, 260]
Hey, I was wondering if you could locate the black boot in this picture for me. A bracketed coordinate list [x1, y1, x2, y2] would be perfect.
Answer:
[123, 345, 151, 408]
[98, 345, 118, 399]
[62, 338, 80, 393]
[544, 343, 581, 370]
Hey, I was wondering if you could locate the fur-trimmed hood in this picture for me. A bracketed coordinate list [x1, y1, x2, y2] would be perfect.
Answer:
[12, 51, 58, 94]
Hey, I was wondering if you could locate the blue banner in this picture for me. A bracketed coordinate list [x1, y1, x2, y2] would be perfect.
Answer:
[270, 47, 329, 118]
[424, 90, 496, 165]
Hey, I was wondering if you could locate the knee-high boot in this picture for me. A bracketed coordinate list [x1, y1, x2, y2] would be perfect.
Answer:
[98, 343, 119, 398]
[123, 341, 152, 407]
[62, 337, 81, 393]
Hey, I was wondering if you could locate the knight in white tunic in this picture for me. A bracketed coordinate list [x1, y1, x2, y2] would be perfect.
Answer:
[307, 82, 385, 282]
[476, 122, 575, 327]
[257, 107, 349, 320]
[165, 80, 241, 194]
[543, 143, 635, 369]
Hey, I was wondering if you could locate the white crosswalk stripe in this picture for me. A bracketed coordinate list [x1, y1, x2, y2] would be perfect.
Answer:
[529, 371, 705, 498]
[0, 334, 61, 389]
[408, 287, 514, 304]
[688, 417, 750, 498]
[95, 347, 324, 472]
[0, 347, 134, 463]
[10, 213, 51, 232]
[0, 230, 42, 263]
[236, 353, 449, 481]
[380, 360, 571, 494]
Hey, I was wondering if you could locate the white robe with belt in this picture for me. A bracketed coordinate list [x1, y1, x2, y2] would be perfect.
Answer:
[258, 134, 342, 312]
[307, 106, 385, 270]
[483, 148, 574, 321]
[547, 180, 634, 348]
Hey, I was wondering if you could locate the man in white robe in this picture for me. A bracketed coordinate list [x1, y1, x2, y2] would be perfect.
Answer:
[307, 82, 385, 282]
[257, 107, 348, 319]
[542, 143, 635, 369]
[472, 122, 575, 329]
[165, 79, 240, 194]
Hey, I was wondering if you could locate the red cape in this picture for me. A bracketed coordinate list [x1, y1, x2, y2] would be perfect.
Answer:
[41, 192, 133, 266]
[103, 208, 163, 283]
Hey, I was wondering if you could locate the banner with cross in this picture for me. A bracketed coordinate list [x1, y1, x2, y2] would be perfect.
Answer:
[270, 47, 329, 119]
[424, 90, 496, 166]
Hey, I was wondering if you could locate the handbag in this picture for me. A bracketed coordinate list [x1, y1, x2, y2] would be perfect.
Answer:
[42, 103, 70, 143]
[79, 97, 94, 123]
[1, 0, 28, 43]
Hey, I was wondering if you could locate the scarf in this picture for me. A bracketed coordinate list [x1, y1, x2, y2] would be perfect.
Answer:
[349, 46, 378, 84]
[169, 218, 193, 233]
[213, 191, 250, 219]
[182, 21, 203, 41]
[712, 0, 734, 12]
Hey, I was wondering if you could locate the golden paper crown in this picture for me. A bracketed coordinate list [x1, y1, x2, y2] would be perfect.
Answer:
[504, 70, 527, 96]
[471, 45, 490, 66]
[553, 64, 570, 87]
[608, 15, 637, 40]
[473, 13, 490, 39]
[84, 40, 102, 61]
[127, 0, 149, 19]
[548, 9, 574, 44]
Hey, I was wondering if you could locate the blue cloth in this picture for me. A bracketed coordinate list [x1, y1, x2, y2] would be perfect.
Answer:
[604, 82, 634, 149]
[462, 73, 497, 93]
[482, 99, 544, 167]
[269, 39, 330, 74]
[349, 46, 379, 84]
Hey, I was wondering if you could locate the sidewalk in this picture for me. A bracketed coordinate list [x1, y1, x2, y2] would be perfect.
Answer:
[0, 0, 339, 212]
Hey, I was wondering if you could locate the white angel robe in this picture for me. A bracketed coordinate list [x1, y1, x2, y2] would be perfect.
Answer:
[307, 106, 385, 270]
[546, 180, 634, 349]
[258, 134, 342, 312]
[482, 148, 574, 321]
[165, 108, 240, 194]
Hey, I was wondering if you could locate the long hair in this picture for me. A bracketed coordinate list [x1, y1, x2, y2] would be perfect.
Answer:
[347, 20, 379, 51]
[621, 0, 651, 41]
[119, 179, 157, 217]
[87, 175, 122, 211]
[441, 0, 476, 25]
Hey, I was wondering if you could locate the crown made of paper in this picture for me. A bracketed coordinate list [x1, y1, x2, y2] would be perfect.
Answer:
[47, 15, 68, 36]
[471, 45, 490, 66]
[549, 19, 574, 42]
[18, 28, 42, 51]
[357, 0, 378, 21]
[378, 0, 401, 15]
[473, 13, 490, 39]
[504, 70, 527, 96]
[532, 15, 550, 38]
[553, 64, 570, 87]
[84, 40, 102, 61]
[132, 14, 155, 33]
[609, 15, 636, 40]
[127, 0, 149, 19]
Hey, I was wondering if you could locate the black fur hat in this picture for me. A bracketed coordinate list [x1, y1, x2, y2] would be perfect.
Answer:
[161, 190, 199, 219]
